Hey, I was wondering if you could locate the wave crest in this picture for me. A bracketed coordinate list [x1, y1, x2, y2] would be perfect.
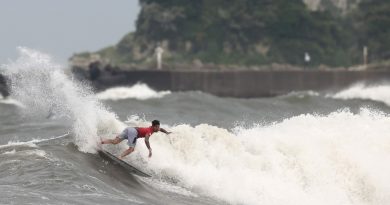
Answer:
[96, 83, 170, 101]
[331, 83, 390, 106]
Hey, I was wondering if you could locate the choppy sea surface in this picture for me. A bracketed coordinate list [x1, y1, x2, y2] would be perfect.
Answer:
[1, 48, 390, 205]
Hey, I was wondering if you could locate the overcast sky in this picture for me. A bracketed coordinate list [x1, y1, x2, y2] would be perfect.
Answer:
[0, 0, 140, 64]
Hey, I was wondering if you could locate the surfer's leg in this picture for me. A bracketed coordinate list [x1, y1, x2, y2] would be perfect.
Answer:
[120, 130, 137, 159]
[102, 129, 128, 145]
[119, 128, 137, 159]
[119, 147, 134, 159]
[101, 137, 123, 145]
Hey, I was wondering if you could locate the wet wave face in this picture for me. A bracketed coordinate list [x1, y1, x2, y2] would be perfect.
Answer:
[1, 48, 390, 204]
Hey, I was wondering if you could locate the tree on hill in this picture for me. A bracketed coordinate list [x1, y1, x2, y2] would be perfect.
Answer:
[355, 0, 390, 62]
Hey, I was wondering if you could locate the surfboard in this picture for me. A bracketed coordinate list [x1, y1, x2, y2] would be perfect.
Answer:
[98, 150, 151, 178]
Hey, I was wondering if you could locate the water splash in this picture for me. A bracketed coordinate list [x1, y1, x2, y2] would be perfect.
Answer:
[1, 47, 124, 153]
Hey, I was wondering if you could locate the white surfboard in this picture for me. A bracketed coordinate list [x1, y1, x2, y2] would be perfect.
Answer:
[98, 150, 151, 178]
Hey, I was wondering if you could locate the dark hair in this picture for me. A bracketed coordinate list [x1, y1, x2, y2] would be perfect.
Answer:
[152, 120, 160, 126]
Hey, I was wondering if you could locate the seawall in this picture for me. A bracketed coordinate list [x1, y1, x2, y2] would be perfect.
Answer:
[76, 69, 390, 98]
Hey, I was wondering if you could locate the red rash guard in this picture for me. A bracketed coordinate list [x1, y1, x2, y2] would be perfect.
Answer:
[136, 127, 155, 138]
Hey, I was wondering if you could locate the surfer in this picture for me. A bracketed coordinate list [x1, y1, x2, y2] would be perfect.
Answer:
[101, 120, 171, 159]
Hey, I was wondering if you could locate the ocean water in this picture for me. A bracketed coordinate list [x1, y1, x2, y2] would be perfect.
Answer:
[1, 48, 390, 205]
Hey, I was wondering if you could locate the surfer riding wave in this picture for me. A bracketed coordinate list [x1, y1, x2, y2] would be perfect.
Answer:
[101, 120, 171, 159]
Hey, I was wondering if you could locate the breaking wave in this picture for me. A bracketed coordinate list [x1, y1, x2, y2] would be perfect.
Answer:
[96, 83, 170, 101]
[124, 109, 390, 205]
[331, 83, 390, 106]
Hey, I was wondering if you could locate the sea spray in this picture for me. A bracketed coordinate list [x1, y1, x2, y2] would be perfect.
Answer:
[128, 108, 390, 205]
[1, 48, 124, 153]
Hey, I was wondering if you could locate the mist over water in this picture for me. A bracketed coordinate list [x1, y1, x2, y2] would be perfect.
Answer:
[1, 48, 390, 204]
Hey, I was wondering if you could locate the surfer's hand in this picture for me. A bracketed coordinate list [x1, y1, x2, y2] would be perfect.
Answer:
[148, 149, 152, 158]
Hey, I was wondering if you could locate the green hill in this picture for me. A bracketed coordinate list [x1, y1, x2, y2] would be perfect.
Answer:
[71, 0, 390, 69]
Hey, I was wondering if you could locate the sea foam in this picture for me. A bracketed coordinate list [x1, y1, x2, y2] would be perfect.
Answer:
[127, 108, 390, 205]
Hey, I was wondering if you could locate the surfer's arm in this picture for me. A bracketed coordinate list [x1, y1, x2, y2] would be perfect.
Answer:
[145, 135, 152, 157]
[159, 128, 171, 134]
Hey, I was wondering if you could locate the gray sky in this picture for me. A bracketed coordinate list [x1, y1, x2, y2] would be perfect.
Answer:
[0, 0, 140, 64]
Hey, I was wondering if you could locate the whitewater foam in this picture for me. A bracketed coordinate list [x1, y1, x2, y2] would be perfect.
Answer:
[331, 83, 390, 106]
[124, 109, 390, 205]
[96, 83, 171, 101]
[2, 48, 125, 153]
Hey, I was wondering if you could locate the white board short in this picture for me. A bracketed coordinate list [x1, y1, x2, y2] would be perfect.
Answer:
[118, 127, 138, 148]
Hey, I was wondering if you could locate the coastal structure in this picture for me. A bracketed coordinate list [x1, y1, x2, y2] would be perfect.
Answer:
[72, 67, 390, 97]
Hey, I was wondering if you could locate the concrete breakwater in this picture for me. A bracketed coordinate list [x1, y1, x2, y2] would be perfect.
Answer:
[73, 68, 390, 98]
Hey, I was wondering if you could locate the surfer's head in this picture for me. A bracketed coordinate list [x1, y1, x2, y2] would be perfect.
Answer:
[151, 120, 160, 131]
